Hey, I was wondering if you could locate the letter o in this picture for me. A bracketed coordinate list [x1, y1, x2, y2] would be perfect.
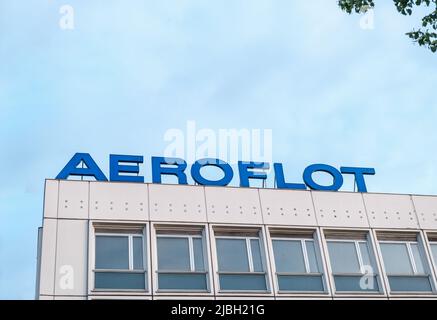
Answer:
[191, 158, 233, 186]
[303, 164, 343, 191]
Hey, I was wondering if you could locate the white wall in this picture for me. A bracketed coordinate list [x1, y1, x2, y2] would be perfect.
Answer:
[37, 180, 437, 300]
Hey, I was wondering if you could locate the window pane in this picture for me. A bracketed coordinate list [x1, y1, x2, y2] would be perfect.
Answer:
[431, 244, 437, 265]
[272, 240, 306, 273]
[216, 239, 249, 272]
[359, 242, 372, 270]
[277, 275, 324, 292]
[158, 273, 207, 290]
[96, 236, 129, 269]
[133, 237, 144, 270]
[388, 275, 432, 292]
[327, 242, 360, 273]
[306, 241, 319, 273]
[193, 238, 205, 272]
[334, 275, 379, 292]
[157, 237, 190, 271]
[250, 239, 263, 272]
[219, 274, 267, 291]
[410, 243, 425, 274]
[380, 243, 413, 275]
[95, 272, 145, 290]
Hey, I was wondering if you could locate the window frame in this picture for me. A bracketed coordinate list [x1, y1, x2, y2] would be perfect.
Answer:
[93, 232, 147, 292]
[428, 241, 437, 272]
[152, 224, 212, 295]
[270, 236, 326, 294]
[155, 233, 209, 293]
[323, 231, 383, 295]
[212, 227, 271, 294]
[375, 230, 437, 295]
[327, 239, 371, 276]
[271, 237, 321, 275]
[156, 234, 205, 273]
[379, 240, 427, 276]
[378, 238, 435, 294]
[426, 235, 437, 293]
[215, 235, 264, 275]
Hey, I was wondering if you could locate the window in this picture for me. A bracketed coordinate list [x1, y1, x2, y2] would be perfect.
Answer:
[215, 228, 268, 291]
[271, 229, 324, 292]
[326, 231, 379, 293]
[156, 230, 208, 291]
[431, 243, 437, 263]
[428, 234, 437, 274]
[379, 234, 432, 292]
[94, 229, 147, 290]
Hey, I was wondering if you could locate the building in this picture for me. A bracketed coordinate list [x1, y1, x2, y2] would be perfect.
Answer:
[36, 179, 437, 300]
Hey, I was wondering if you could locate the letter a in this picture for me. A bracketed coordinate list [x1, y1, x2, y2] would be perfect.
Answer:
[56, 153, 108, 181]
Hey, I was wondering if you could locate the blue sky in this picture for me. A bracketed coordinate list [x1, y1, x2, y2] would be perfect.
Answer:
[1, 0, 436, 299]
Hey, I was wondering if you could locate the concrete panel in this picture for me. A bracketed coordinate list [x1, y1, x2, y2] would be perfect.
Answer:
[205, 187, 263, 224]
[259, 189, 317, 226]
[149, 184, 207, 222]
[313, 191, 369, 228]
[39, 219, 57, 296]
[364, 193, 419, 229]
[412, 195, 437, 230]
[58, 181, 89, 219]
[89, 182, 148, 221]
[44, 180, 58, 218]
[54, 219, 88, 296]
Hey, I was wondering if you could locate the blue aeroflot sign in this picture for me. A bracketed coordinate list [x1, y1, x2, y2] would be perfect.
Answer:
[56, 153, 375, 192]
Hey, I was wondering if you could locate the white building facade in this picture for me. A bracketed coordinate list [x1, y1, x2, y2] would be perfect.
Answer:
[36, 179, 437, 300]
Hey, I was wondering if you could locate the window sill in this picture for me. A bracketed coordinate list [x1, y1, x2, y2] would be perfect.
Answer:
[91, 289, 148, 293]
[334, 291, 384, 295]
[218, 290, 271, 294]
[156, 290, 211, 294]
[388, 291, 435, 295]
[277, 291, 328, 295]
